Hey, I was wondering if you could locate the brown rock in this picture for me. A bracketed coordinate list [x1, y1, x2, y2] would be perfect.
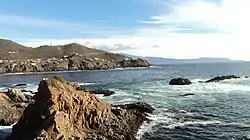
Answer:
[0, 92, 29, 126]
[6, 89, 27, 102]
[9, 76, 153, 140]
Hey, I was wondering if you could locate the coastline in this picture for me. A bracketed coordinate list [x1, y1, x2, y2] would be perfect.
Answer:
[0, 66, 157, 76]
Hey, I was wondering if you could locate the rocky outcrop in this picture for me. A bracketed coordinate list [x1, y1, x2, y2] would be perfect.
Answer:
[0, 90, 33, 126]
[1, 58, 150, 73]
[2, 62, 43, 73]
[119, 58, 150, 68]
[169, 78, 192, 85]
[9, 76, 154, 140]
[90, 89, 116, 97]
[205, 75, 240, 83]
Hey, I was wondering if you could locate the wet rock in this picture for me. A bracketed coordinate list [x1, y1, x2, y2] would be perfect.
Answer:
[90, 89, 116, 97]
[11, 84, 27, 88]
[9, 76, 154, 140]
[169, 78, 192, 85]
[113, 102, 155, 114]
[20, 89, 34, 94]
[180, 93, 195, 97]
[205, 75, 240, 83]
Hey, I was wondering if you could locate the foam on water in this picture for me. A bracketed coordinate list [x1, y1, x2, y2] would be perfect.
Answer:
[0, 123, 15, 139]
[164, 120, 222, 130]
[79, 82, 100, 86]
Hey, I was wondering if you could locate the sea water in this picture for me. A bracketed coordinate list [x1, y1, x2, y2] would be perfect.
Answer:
[1, 62, 250, 140]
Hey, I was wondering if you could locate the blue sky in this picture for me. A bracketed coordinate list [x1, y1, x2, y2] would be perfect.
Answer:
[1, 0, 250, 60]
[0, 0, 161, 39]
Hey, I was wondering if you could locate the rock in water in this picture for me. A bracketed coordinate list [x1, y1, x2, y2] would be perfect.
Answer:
[205, 75, 240, 83]
[169, 78, 192, 85]
[119, 58, 150, 68]
[9, 76, 153, 140]
[90, 89, 116, 97]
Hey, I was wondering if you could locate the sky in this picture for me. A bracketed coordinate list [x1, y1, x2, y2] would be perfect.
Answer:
[1, 0, 250, 60]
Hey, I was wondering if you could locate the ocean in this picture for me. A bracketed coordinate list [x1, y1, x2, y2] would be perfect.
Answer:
[1, 62, 250, 140]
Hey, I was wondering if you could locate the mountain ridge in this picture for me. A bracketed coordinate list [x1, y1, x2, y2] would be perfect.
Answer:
[121, 53, 244, 64]
[0, 38, 125, 61]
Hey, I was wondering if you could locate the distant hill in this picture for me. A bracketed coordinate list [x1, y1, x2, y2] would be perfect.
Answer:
[0, 39, 125, 61]
[144, 57, 243, 64]
[120, 53, 244, 64]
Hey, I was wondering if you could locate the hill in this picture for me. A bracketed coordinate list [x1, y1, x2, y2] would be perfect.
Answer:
[144, 57, 244, 64]
[0, 39, 125, 61]
[0, 39, 33, 60]
[120, 53, 244, 64]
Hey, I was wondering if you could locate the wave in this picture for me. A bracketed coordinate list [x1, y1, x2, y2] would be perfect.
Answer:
[79, 82, 100, 86]
[164, 120, 222, 130]
[0, 123, 15, 139]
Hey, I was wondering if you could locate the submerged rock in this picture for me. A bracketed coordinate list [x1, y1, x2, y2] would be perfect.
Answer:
[180, 93, 195, 97]
[169, 78, 192, 85]
[90, 89, 116, 97]
[205, 75, 240, 83]
[9, 76, 154, 140]
[10, 84, 27, 88]
[113, 102, 155, 114]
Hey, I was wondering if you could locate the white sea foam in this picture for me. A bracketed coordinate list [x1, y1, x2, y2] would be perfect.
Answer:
[164, 120, 222, 130]
[0, 123, 15, 138]
[79, 82, 99, 86]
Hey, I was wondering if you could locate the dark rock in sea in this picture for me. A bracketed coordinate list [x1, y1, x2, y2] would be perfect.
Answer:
[9, 76, 154, 140]
[20, 89, 35, 94]
[119, 58, 150, 68]
[113, 102, 155, 114]
[11, 84, 27, 88]
[169, 78, 192, 85]
[244, 76, 249, 78]
[180, 93, 195, 97]
[90, 89, 116, 97]
[205, 75, 240, 83]
[0, 91, 32, 126]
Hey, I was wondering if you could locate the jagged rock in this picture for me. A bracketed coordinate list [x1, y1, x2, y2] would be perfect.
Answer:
[6, 89, 28, 103]
[119, 58, 150, 68]
[2, 62, 43, 73]
[169, 78, 192, 85]
[90, 89, 116, 97]
[9, 76, 154, 140]
[205, 75, 240, 83]
[0, 92, 30, 126]
[1, 57, 150, 73]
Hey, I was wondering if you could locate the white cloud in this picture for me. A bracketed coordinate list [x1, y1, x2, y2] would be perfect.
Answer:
[17, 0, 250, 60]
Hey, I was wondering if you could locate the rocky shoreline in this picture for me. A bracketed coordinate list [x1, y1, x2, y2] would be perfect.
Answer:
[0, 57, 150, 74]
[0, 76, 154, 140]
